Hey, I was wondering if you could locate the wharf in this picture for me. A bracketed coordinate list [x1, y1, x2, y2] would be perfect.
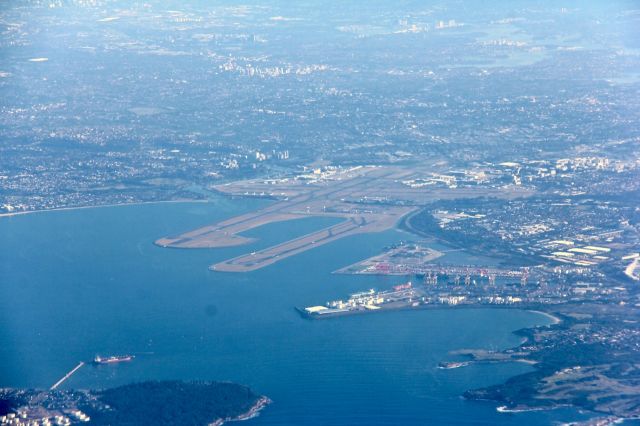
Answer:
[50, 362, 84, 390]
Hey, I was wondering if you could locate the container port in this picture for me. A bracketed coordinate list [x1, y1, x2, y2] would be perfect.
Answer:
[299, 268, 539, 319]
[299, 282, 424, 318]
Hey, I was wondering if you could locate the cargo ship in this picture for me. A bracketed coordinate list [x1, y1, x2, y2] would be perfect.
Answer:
[93, 355, 134, 365]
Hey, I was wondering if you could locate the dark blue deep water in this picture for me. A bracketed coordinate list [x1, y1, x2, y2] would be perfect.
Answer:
[0, 199, 594, 424]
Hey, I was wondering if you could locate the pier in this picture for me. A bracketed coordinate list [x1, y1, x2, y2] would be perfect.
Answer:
[50, 361, 84, 390]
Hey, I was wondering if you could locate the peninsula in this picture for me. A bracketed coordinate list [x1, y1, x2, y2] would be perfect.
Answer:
[0, 381, 270, 426]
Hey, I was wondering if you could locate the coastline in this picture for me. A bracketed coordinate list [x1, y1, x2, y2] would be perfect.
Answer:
[528, 309, 561, 325]
[496, 404, 571, 414]
[210, 396, 272, 426]
[300, 303, 562, 323]
[0, 199, 208, 219]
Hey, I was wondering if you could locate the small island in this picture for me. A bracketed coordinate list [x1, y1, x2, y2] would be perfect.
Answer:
[0, 380, 271, 426]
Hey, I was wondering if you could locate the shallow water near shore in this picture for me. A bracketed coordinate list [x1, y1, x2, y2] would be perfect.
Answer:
[0, 198, 594, 424]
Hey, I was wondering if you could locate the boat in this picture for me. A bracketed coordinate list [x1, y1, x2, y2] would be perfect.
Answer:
[437, 361, 471, 369]
[393, 282, 412, 291]
[93, 355, 134, 365]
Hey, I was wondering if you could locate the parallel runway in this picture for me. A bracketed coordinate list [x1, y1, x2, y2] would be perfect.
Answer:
[156, 166, 532, 272]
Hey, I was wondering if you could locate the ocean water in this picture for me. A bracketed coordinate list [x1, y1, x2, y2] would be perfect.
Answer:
[0, 199, 593, 425]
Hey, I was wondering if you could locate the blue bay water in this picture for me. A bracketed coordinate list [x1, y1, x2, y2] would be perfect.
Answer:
[0, 199, 593, 425]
